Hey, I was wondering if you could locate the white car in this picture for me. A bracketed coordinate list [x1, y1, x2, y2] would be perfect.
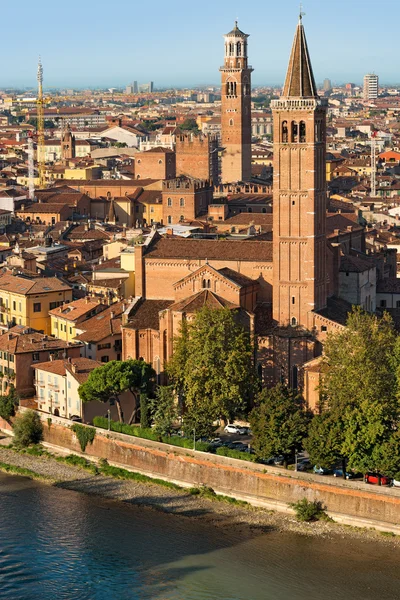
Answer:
[393, 479, 400, 488]
[224, 424, 241, 434]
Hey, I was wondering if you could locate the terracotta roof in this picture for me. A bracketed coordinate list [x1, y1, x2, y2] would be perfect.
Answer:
[340, 254, 373, 273]
[223, 213, 273, 226]
[168, 289, 238, 312]
[315, 296, 353, 326]
[282, 19, 317, 98]
[49, 297, 104, 321]
[89, 278, 125, 289]
[377, 278, 400, 293]
[35, 357, 101, 383]
[74, 301, 126, 343]
[145, 237, 273, 262]
[136, 190, 163, 204]
[0, 273, 71, 295]
[326, 214, 363, 237]
[218, 267, 257, 287]
[125, 299, 173, 331]
[17, 203, 71, 214]
[0, 330, 81, 354]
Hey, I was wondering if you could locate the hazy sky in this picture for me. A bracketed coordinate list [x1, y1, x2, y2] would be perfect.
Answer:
[2, 0, 399, 89]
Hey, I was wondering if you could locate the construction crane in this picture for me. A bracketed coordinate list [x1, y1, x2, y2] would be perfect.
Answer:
[36, 57, 46, 189]
[371, 130, 377, 198]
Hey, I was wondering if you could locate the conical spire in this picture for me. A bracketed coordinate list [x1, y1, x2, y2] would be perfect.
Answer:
[282, 16, 317, 98]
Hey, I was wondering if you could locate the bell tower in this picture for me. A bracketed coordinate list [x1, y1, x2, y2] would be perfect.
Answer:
[220, 21, 253, 183]
[271, 15, 327, 330]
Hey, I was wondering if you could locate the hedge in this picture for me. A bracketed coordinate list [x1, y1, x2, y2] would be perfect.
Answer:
[216, 446, 257, 462]
[93, 417, 211, 452]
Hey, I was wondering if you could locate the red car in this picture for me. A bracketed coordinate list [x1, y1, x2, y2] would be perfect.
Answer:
[364, 473, 391, 486]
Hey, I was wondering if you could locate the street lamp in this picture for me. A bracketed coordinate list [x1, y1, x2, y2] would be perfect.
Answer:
[193, 426, 196, 451]
[108, 409, 111, 431]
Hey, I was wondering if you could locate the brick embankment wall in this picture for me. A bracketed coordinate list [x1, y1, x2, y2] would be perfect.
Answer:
[1, 414, 400, 527]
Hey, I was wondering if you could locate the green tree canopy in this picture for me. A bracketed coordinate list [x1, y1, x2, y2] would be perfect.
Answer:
[308, 307, 400, 475]
[167, 307, 256, 432]
[79, 359, 155, 422]
[179, 118, 199, 132]
[13, 410, 43, 447]
[150, 385, 178, 437]
[250, 384, 311, 468]
[0, 386, 19, 422]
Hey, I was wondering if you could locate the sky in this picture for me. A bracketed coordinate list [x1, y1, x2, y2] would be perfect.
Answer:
[2, 0, 400, 89]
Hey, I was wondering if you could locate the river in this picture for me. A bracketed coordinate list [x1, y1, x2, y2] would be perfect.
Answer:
[0, 472, 399, 600]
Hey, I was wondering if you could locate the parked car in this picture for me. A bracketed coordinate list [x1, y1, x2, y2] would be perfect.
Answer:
[230, 441, 249, 452]
[70, 415, 82, 423]
[296, 459, 312, 472]
[224, 424, 242, 434]
[333, 468, 360, 480]
[364, 473, 392, 486]
[392, 479, 400, 488]
[313, 465, 333, 475]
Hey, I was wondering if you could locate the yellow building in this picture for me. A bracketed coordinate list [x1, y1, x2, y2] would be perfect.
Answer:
[64, 165, 102, 180]
[50, 297, 105, 342]
[0, 274, 73, 334]
[137, 190, 163, 225]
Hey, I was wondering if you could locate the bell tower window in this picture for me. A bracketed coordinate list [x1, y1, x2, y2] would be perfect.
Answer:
[237, 41, 242, 56]
[300, 121, 306, 143]
[291, 122, 298, 143]
[282, 120, 288, 143]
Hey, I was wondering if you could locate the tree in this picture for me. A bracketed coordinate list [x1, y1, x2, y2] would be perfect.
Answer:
[319, 308, 400, 474]
[79, 360, 155, 423]
[13, 410, 43, 447]
[150, 386, 178, 437]
[168, 307, 256, 432]
[179, 118, 199, 132]
[140, 394, 151, 429]
[304, 412, 344, 473]
[249, 384, 311, 468]
[0, 386, 19, 422]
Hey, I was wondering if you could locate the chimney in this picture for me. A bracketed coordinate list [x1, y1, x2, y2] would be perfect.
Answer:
[110, 311, 115, 319]
[71, 362, 77, 373]
[50, 354, 54, 361]
[68, 357, 72, 363]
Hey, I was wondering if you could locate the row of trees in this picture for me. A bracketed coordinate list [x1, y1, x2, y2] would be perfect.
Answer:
[78, 306, 400, 479]
[250, 309, 400, 478]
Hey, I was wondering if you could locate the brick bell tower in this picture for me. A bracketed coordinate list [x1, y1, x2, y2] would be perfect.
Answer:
[271, 15, 327, 330]
[220, 21, 253, 183]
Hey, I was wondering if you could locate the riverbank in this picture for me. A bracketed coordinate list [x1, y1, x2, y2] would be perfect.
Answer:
[0, 442, 399, 547]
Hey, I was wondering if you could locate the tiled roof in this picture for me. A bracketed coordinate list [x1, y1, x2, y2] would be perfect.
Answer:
[125, 299, 173, 331]
[340, 254, 373, 273]
[49, 297, 104, 321]
[35, 357, 101, 382]
[0, 273, 71, 295]
[17, 203, 71, 214]
[0, 330, 81, 354]
[218, 267, 257, 287]
[315, 296, 353, 326]
[377, 278, 400, 293]
[326, 213, 363, 236]
[282, 19, 317, 98]
[223, 213, 273, 226]
[74, 301, 126, 343]
[144, 237, 273, 262]
[169, 290, 238, 312]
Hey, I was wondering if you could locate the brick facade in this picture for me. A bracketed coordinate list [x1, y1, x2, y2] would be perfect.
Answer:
[135, 148, 176, 180]
[220, 22, 253, 183]
[176, 132, 219, 183]
[162, 177, 213, 224]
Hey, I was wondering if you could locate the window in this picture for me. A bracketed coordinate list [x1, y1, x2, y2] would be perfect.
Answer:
[167, 198, 172, 207]
[33, 303, 41, 313]
[179, 198, 185, 207]
[54, 322, 58, 330]
[69, 327, 72, 335]
[291, 317, 297, 326]
[12, 301, 16, 311]
[299, 121, 306, 143]
[380, 300, 387, 308]
[321, 325, 327, 332]
[282, 120, 288, 143]
[292, 297, 295, 305]
[68, 381, 71, 389]
[3, 352, 7, 360]
[88, 343, 92, 350]
[291, 121, 298, 143]
[292, 366, 298, 390]
[396, 301, 400, 309]
[229, 118, 234, 126]
[167, 216, 172, 224]
[68, 397, 71, 407]
[40, 389, 44, 399]
[9, 354, 14, 363]
[101, 356, 109, 363]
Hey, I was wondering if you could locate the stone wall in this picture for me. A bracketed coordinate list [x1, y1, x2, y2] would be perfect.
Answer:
[7, 415, 397, 527]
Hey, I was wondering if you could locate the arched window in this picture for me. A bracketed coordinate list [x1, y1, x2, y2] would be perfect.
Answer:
[207, 279, 211, 288]
[262, 208, 266, 213]
[282, 120, 288, 143]
[179, 215, 184, 222]
[291, 122, 298, 143]
[167, 215, 172, 224]
[237, 41, 242, 56]
[167, 197, 172, 207]
[300, 121, 306, 143]
[158, 159, 163, 164]
[179, 198, 185, 207]
[248, 207, 252, 213]
[229, 43, 234, 56]
[229, 118, 234, 126]
[291, 317, 297, 326]
[292, 366, 298, 389]
[202, 278, 207, 289]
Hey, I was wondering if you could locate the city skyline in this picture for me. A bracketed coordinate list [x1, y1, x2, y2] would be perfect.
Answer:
[2, 0, 400, 88]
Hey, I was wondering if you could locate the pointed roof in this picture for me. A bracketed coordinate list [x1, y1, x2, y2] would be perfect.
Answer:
[282, 16, 318, 98]
[225, 20, 248, 37]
